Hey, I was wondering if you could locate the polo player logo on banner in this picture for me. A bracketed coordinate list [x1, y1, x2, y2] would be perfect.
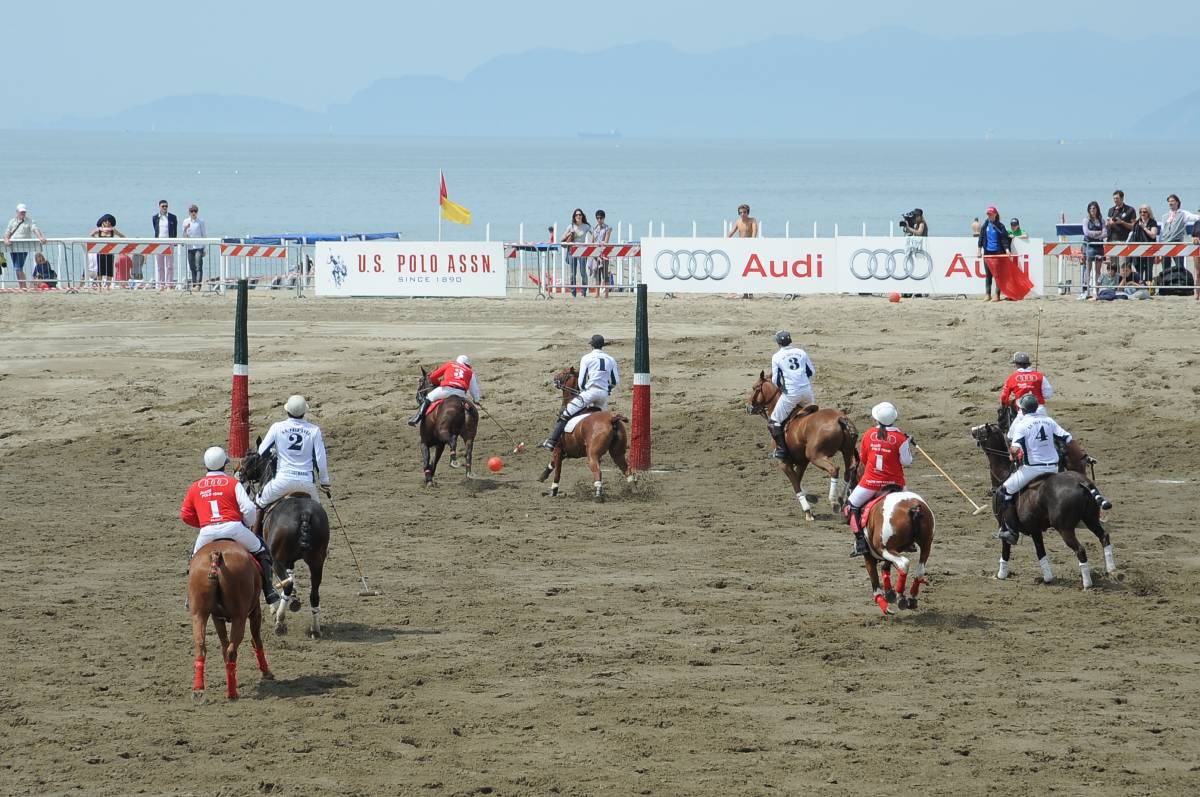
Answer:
[328, 254, 347, 288]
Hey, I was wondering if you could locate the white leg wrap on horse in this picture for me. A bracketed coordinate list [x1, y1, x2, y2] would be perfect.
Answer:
[550, 482, 559, 495]
[1039, 555, 1054, 583]
[274, 599, 287, 624]
[797, 492, 811, 512]
[828, 477, 838, 504]
[311, 606, 321, 634]
[594, 480, 603, 495]
[996, 559, 1010, 580]
[1103, 544, 1116, 574]
[1079, 561, 1093, 589]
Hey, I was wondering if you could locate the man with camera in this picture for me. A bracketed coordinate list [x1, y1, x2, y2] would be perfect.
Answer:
[900, 208, 927, 237]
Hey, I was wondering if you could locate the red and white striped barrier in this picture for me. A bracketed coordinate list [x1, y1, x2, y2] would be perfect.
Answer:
[503, 243, 642, 259]
[1043, 243, 1079, 256]
[85, 241, 176, 255]
[1103, 242, 1199, 258]
[219, 244, 288, 258]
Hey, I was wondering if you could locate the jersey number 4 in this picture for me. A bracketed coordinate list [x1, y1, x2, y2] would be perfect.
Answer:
[1035, 427, 1048, 442]
[287, 432, 303, 451]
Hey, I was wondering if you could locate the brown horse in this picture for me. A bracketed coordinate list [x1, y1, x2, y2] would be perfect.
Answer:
[416, 367, 478, 485]
[971, 423, 1115, 588]
[538, 366, 632, 500]
[237, 446, 331, 638]
[853, 486, 936, 614]
[188, 540, 273, 703]
[746, 372, 859, 521]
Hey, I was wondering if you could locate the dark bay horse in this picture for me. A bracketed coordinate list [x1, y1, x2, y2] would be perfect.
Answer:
[188, 540, 273, 702]
[539, 366, 632, 500]
[238, 446, 331, 638]
[416, 367, 478, 484]
[847, 481, 936, 615]
[971, 423, 1115, 588]
[746, 372, 859, 521]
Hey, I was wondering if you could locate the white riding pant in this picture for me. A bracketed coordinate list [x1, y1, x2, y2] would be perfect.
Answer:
[1002, 463, 1058, 495]
[770, 389, 815, 425]
[847, 484, 881, 510]
[426, 386, 467, 403]
[563, 387, 609, 418]
[193, 521, 265, 555]
[257, 476, 320, 507]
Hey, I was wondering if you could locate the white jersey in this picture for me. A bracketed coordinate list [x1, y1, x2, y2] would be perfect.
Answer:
[259, 417, 330, 485]
[1007, 413, 1071, 468]
[579, 350, 619, 394]
[771, 346, 815, 396]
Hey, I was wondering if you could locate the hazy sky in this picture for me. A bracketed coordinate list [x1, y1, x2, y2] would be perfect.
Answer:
[15, 0, 1199, 118]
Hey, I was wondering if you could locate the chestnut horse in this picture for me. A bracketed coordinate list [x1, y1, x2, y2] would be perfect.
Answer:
[238, 446, 331, 638]
[971, 423, 1115, 588]
[416, 367, 478, 484]
[849, 482, 936, 615]
[538, 366, 632, 500]
[188, 540, 273, 702]
[745, 372, 859, 521]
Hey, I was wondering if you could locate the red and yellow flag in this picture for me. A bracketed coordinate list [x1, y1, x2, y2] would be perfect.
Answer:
[439, 173, 472, 225]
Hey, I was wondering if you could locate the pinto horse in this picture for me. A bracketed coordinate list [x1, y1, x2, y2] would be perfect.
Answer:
[416, 367, 478, 484]
[238, 445, 331, 638]
[971, 423, 1115, 588]
[538, 366, 632, 500]
[188, 540, 273, 702]
[745, 372, 859, 521]
[846, 478, 936, 615]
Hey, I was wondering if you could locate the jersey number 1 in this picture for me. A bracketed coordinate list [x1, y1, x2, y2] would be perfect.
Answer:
[208, 499, 222, 523]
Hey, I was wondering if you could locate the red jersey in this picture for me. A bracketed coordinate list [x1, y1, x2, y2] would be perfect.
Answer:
[858, 427, 910, 489]
[1000, 369, 1047, 406]
[430, 361, 473, 391]
[180, 473, 249, 528]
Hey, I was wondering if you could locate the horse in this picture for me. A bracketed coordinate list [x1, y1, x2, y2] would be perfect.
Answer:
[238, 445, 332, 638]
[971, 423, 1116, 588]
[538, 366, 633, 500]
[997, 405, 1099, 479]
[188, 540, 273, 702]
[745, 372, 859, 521]
[844, 469, 936, 614]
[416, 366, 478, 485]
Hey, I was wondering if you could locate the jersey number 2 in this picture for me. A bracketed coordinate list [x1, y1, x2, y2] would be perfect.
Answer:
[287, 432, 303, 451]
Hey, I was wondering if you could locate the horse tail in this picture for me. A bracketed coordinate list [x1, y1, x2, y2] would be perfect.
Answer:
[838, 416, 860, 465]
[609, 414, 627, 452]
[908, 503, 924, 539]
[207, 551, 224, 581]
[298, 508, 312, 555]
[1079, 481, 1113, 511]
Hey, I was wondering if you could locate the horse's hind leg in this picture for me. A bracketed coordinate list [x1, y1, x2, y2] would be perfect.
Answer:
[548, 452, 564, 497]
[308, 549, 327, 639]
[864, 557, 889, 615]
[588, 452, 604, 501]
[1059, 527, 1093, 589]
[463, 433, 475, 477]
[191, 612, 208, 703]
[783, 461, 814, 521]
[421, 442, 433, 485]
[1031, 531, 1054, 584]
[809, 454, 841, 509]
[1083, 514, 1116, 574]
[224, 616, 246, 699]
[880, 562, 896, 603]
[249, 604, 273, 680]
[609, 439, 633, 482]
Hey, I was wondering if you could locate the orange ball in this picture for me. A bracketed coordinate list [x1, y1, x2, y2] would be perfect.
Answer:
[889, 292, 901, 303]
[487, 456, 503, 473]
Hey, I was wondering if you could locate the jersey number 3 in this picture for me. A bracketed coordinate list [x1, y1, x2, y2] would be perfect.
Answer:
[787, 356, 801, 370]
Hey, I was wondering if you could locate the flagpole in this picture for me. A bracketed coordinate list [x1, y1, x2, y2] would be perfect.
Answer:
[438, 170, 443, 242]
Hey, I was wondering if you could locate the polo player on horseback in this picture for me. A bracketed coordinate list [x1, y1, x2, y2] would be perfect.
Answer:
[180, 446, 281, 605]
[999, 351, 1052, 427]
[845, 402, 913, 558]
[996, 393, 1073, 545]
[252, 395, 331, 537]
[541, 334, 619, 451]
[408, 354, 482, 427]
[767, 330, 815, 460]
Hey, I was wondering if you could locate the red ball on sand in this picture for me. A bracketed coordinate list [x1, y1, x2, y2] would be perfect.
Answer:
[488, 456, 503, 473]
[889, 292, 901, 303]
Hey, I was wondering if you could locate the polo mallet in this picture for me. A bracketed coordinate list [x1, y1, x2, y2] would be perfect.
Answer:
[477, 403, 526, 454]
[1034, 307, 1043, 370]
[915, 444, 987, 515]
[324, 490, 380, 597]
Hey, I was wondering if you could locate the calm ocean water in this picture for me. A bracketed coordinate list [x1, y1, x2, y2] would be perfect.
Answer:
[2, 132, 1197, 243]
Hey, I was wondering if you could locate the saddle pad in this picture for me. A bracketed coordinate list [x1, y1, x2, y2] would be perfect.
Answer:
[565, 408, 602, 433]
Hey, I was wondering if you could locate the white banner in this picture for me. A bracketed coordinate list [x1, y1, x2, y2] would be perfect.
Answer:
[314, 241, 506, 297]
[640, 237, 1042, 296]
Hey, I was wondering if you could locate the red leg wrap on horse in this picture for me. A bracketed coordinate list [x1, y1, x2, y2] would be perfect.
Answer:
[881, 569, 892, 592]
[254, 644, 269, 673]
[895, 572, 908, 594]
[911, 578, 923, 598]
[873, 594, 890, 614]
[193, 659, 205, 691]
[225, 660, 238, 698]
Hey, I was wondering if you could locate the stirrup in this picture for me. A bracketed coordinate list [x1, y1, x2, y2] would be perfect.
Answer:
[406, 414, 422, 427]
[540, 438, 557, 451]
[769, 447, 788, 460]
[850, 533, 869, 557]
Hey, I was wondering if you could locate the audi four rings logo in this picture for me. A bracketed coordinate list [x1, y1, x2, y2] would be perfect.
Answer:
[654, 249, 732, 280]
[849, 248, 934, 280]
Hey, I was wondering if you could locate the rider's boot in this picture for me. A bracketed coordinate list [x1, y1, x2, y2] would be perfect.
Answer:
[847, 505, 869, 556]
[997, 491, 1021, 545]
[767, 422, 789, 460]
[407, 398, 430, 427]
[540, 414, 570, 451]
[252, 504, 265, 541]
[252, 546, 281, 605]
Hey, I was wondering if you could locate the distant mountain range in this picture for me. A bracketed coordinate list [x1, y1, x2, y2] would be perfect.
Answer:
[47, 29, 1200, 139]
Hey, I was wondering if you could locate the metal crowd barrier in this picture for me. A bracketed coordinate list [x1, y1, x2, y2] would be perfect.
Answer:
[503, 243, 642, 297]
[1042, 241, 1200, 295]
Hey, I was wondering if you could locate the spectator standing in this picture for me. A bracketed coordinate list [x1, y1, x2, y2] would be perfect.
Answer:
[1080, 201, 1107, 300]
[971, 217, 982, 236]
[1128, 205, 1158, 281]
[1159, 194, 1200, 279]
[587, 209, 612, 299]
[560, 208, 591, 298]
[728, 204, 759, 299]
[151, 199, 177, 291]
[183, 204, 207, 290]
[4, 203, 47, 289]
[1009, 218, 1029, 240]
[90, 214, 125, 290]
[977, 206, 1012, 302]
[1106, 190, 1136, 269]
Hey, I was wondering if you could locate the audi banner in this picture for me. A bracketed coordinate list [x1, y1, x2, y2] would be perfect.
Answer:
[314, 241, 506, 297]
[640, 237, 1042, 296]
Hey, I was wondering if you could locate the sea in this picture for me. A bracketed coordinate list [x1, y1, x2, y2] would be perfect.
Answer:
[2, 131, 1197, 243]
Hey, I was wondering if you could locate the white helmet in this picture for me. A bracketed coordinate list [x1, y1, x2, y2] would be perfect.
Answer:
[285, 395, 308, 417]
[455, 354, 471, 367]
[203, 446, 229, 470]
[871, 401, 898, 426]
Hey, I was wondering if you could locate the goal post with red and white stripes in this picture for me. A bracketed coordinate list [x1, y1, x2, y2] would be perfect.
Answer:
[630, 283, 651, 471]
[228, 279, 250, 458]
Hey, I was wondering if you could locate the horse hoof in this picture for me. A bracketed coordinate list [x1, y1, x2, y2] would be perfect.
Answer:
[803, 511, 815, 522]
[261, 670, 275, 681]
[192, 690, 206, 705]
[310, 630, 322, 639]
[227, 691, 239, 701]
[275, 623, 287, 636]
[884, 589, 897, 604]
[449, 459, 461, 469]
[288, 598, 301, 613]
[593, 494, 605, 503]
[903, 597, 918, 610]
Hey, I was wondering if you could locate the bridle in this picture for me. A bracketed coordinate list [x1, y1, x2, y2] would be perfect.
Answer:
[747, 380, 772, 417]
[553, 370, 582, 396]
[972, 424, 1017, 487]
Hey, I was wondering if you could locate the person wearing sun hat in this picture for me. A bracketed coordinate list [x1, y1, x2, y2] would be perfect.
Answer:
[4, 203, 47, 289]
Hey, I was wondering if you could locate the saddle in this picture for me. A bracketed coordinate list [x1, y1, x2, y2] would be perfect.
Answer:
[260, 491, 317, 528]
[564, 406, 602, 433]
[785, 403, 819, 424]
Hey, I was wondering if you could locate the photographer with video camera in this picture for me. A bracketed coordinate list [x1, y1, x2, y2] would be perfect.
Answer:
[900, 208, 927, 237]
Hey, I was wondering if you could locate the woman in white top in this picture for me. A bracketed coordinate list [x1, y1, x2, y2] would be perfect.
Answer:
[561, 208, 591, 298]
[587, 209, 612, 298]
[1159, 193, 1200, 279]
[183, 204, 207, 290]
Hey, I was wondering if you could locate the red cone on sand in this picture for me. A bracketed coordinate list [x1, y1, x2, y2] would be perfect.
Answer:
[488, 456, 503, 473]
